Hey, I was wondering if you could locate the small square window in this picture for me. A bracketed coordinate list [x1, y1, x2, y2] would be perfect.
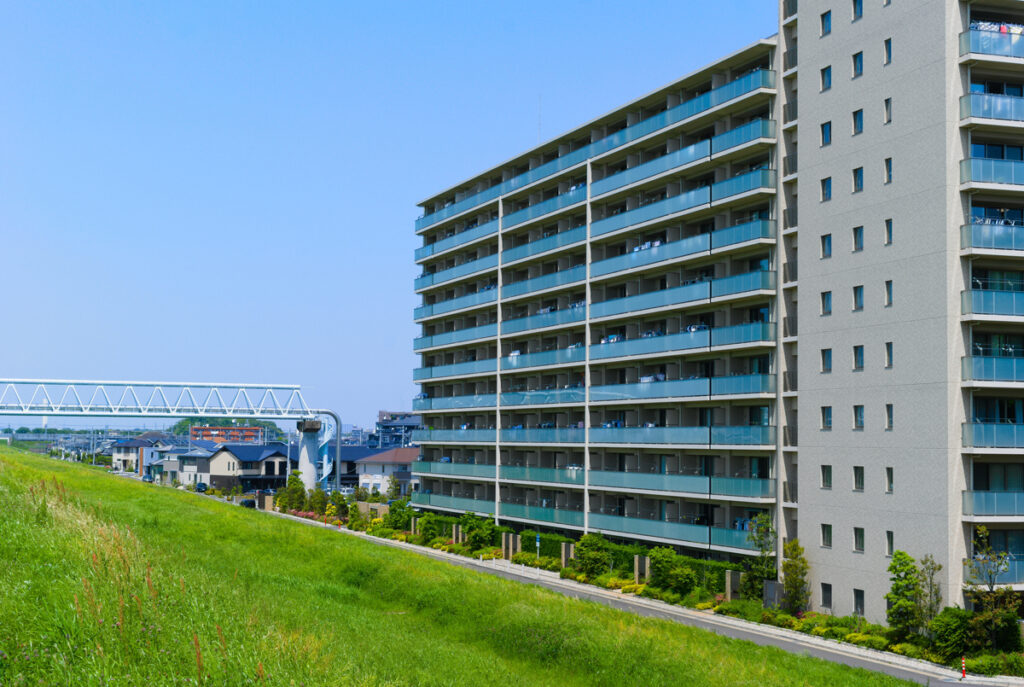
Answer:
[821, 121, 832, 146]
[821, 348, 833, 373]
[885, 466, 894, 492]
[853, 588, 865, 615]
[821, 177, 833, 201]
[821, 582, 833, 609]
[854, 405, 865, 430]
[854, 527, 865, 552]
[886, 530, 894, 556]
[853, 109, 864, 135]
[853, 465, 865, 490]
[884, 218, 893, 244]
[852, 51, 864, 78]
[852, 225, 864, 251]
[821, 66, 833, 92]
[821, 406, 833, 430]
[853, 166, 864, 192]
[885, 279, 893, 306]
[821, 464, 833, 489]
[821, 290, 833, 315]
[853, 285, 864, 310]
[884, 38, 892, 65]
[852, 0, 863, 20]
[853, 345, 864, 370]
[822, 523, 833, 548]
[821, 233, 832, 258]
[884, 97, 892, 123]
[885, 157, 893, 183]
[821, 11, 832, 36]
[886, 404, 894, 430]
[885, 341, 893, 367]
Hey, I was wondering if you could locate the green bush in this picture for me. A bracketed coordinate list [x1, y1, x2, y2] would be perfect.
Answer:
[519, 529, 572, 558]
[768, 612, 797, 630]
[974, 609, 1024, 654]
[681, 587, 714, 608]
[369, 527, 397, 539]
[575, 534, 613, 577]
[794, 612, 829, 634]
[965, 652, 1024, 677]
[889, 643, 925, 660]
[713, 599, 763, 622]
[639, 585, 664, 600]
[664, 566, 698, 597]
[930, 606, 974, 661]
[472, 547, 503, 560]
[844, 633, 889, 651]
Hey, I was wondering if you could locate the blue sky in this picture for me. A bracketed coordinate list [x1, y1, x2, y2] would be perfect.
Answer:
[0, 1, 778, 429]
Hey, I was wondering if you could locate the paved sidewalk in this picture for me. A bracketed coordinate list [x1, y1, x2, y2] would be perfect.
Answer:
[267, 509, 1024, 686]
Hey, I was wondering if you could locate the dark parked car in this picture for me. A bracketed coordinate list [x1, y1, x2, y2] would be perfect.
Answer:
[195, 483, 208, 493]
[239, 499, 256, 509]
[141, 475, 154, 483]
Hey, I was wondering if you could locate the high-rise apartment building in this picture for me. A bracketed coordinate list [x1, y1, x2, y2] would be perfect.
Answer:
[411, 0, 1024, 622]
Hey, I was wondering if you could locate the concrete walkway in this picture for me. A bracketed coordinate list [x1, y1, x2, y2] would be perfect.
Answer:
[267, 509, 1023, 686]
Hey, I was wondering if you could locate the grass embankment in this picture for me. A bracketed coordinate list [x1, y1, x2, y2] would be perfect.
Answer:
[0, 447, 915, 687]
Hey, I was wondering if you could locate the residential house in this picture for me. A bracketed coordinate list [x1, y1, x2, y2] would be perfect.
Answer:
[207, 443, 294, 491]
[355, 447, 419, 496]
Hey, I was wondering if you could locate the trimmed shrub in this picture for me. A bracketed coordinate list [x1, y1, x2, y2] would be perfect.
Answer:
[681, 587, 714, 608]
[965, 652, 1024, 677]
[519, 529, 573, 558]
[889, 643, 925, 660]
[665, 566, 698, 597]
[714, 599, 764, 622]
[929, 606, 973, 661]
[844, 633, 889, 651]
[695, 601, 716, 611]
[769, 612, 798, 630]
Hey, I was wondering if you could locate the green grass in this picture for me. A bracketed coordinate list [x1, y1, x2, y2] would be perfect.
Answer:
[0, 447, 915, 686]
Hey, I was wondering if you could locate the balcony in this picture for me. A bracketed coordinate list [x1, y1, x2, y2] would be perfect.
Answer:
[783, 316, 798, 337]
[962, 290, 1024, 317]
[711, 218, 776, 249]
[963, 490, 1024, 516]
[783, 102, 798, 124]
[501, 305, 586, 334]
[590, 426, 710, 445]
[963, 555, 1024, 584]
[410, 492, 495, 514]
[960, 29, 1024, 60]
[783, 0, 797, 20]
[784, 371, 797, 392]
[499, 502, 584, 527]
[499, 427, 585, 443]
[783, 154, 797, 177]
[711, 169, 777, 202]
[712, 425, 775, 446]
[590, 378, 709, 402]
[500, 388, 585, 406]
[413, 323, 497, 351]
[962, 222, 1024, 252]
[711, 373, 776, 395]
[413, 358, 497, 381]
[502, 226, 586, 264]
[590, 512, 709, 545]
[711, 119, 776, 155]
[961, 158, 1024, 187]
[593, 140, 711, 197]
[783, 207, 798, 229]
[411, 428, 496, 443]
[963, 356, 1024, 383]
[411, 461, 496, 479]
[502, 265, 586, 299]
[961, 93, 1024, 124]
[710, 527, 758, 550]
[589, 322, 774, 361]
[592, 234, 709, 278]
[591, 187, 710, 237]
[963, 422, 1024, 448]
[415, 254, 498, 291]
[588, 471, 775, 499]
[501, 345, 586, 371]
[783, 48, 798, 71]
[711, 270, 776, 298]
[416, 219, 499, 261]
[713, 321, 775, 347]
[783, 481, 798, 503]
[502, 186, 588, 230]
[416, 187, 503, 232]
[414, 289, 496, 320]
[499, 465, 585, 485]
[591, 281, 708, 319]
[413, 393, 496, 412]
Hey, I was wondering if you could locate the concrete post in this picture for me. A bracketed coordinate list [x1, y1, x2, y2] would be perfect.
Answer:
[514, 534, 521, 556]
[561, 542, 575, 568]
[296, 419, 321, 494]
[411, 517, 418, 535]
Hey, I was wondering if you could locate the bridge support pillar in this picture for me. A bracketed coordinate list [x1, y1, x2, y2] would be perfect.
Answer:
[296, 419, 321, 494]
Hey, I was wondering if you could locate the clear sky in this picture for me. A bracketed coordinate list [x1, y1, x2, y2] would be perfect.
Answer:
[0, 1, 778, 429]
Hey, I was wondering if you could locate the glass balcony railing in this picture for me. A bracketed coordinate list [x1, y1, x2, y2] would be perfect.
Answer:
[410, 492, 495, 514]
[498, 502, 584, 527]
[501, 306, 586, 334]
[591, 281, 709, 319]
[591, 234, 710, 277]
[962, 223, 1024, 252]
[961, 158, 1024, 186]
[499, 465, 585, 485]
[589, 378, 710, 402]
[962, 356, 1024, 382]
[961, 93, 1024, 123]
[415, 219, 499, 261]
[962, 289, 1024, 317]
[710, 374, 776, 395]
[501, 187, 588, 230]
[414, 289, 496, 319]
[502, 265, 586, 298]
[710, 219, 775, 249]
[413, 358, 497, 381]
[412, 394, 496, 411]
[415, 70, 776, 232]
[500, 388, 585, 406]
[960, 29, 1024, 59]
[591, 141, 711, 197]
[711, 321, 775, 346]
[711, 270, 776, 298]
[710, 169, 777, 202]
[411, 461, 497, 479]
[501, 345, 586, 370]
[591, 329, 709, 360]
[711, 425, 775, 445]
[591, 187, 711, 237]
[415, 254, 498, 290]
[500, 427, 585, 443]
[963, 490, 1024, 516]
[710, 527, 758, 550]
[413, 323, 497, 351]
[411, 428, 496, 443]
[502, 226, 586, 264]
[590, 512, 709, 545]
[589, 470, 710, 494]
[590, 426, 711, 445]
[963, 422, 1024, 448]
[710, 118, 776, 155]
[711, 477, 776, 498]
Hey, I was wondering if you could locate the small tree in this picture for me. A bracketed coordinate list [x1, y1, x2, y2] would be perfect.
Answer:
[329, 491, 349, 517]
[382, 499, 413, 531]
[308, 487, 328, 516]
[965, 526, 1023, 652]
[885, 550, 922, 640]
[916, 554, 943, 635]
[353, 485, 369, 502]
[740, 513, 777, 601]
[575, 533, 613, 578]
[386, 475, 401, 500]
[276, 471, 307, 512]
[781, 538, 810, 615]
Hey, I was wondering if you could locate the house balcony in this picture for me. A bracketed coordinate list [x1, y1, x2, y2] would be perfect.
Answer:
[588, 374, 774, 403]
[411, 428, 496, 444]
[415, 254, 498, 291]
[963, 490, 1024, 517]
[502, 265, 586, 299]
[710, 169, 777, 203]
[410, 492, 495, 514]
[960, 29, 1024, 62]
[411, 461, 496, 479]
[412, 394, 496, 412]
[414, 323, 497, 351]
[961, 93, 1024, 129]
[499, 427, 585, 444]
[589, 322, 775, 361]
[501, 186, 588, 230]
[590, 511, 710, 546]
[413, 358, 497, 382]
[500, 388, 585, 406]
[960, 158, 1024, 191]
[414, 289, 496, 321]
[589, 425, 775, 447]
[498, 502, 584, 527]
[499, 465, 585, 486]
[501, 345, 586, 371]
[590, 271, 774, 320]
[592, 187, 711, 238]
[963, 422, 1024, 449]
[962, 356, 1024, 384]
[501, 305, 586, 334]
[962, 222, 1024, 253]
[588, 470, 775, 499]
[502, 226, 586, 264]
[962, 289, 1024, 319]
[416, 219, 499, 262]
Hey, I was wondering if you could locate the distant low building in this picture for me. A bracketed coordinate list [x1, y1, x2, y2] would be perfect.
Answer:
[190, 426, 264, 444]
[178, 446, 214, 486]
[368, 411, 420, 449]
[354, 447, 419, 496]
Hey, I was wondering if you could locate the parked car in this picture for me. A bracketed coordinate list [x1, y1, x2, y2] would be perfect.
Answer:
[238, 499, 256, 509]
[195, 482, 208, 493]
[337, 487, 355, 496]
[141, 475, 154, 483]
[257, 488, 276, 495]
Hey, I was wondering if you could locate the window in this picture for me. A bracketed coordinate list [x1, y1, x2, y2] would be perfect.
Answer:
[854, 527, 865, 552]
[852, 0, 863, 20]
[853, 166, 864, 192]
[821, 121, 832, 146]
[821, 66, 832, 92]
[821, 11, 832, 36]
[885, 279, 893, 305]
[852, 51, 864, 78]
[886, 530, 894, 556]
[853, 465, 865, 490]
[886, 404, 894, 430]
[821, 290, 833, 315]
[821, 233, 832, 258]
[852, 225, 864, 251]
[822, 523, 833, 548]
[854, 404, 865, 430]
[821, 406, 833, 430]
[884, 97, 892, 123]
[885, 157, 893, 183]
[885, 467, 894, 493]
[885, 341, 893, 367]
[853, 345, 864, 370]
[884, 38, 892, 64]
[853, 109, 864, 134]
[821, 348, 833, 373]
[821, 176, 832, 201]
[853, 285, 864, 310]
[821, 583, 833, 609]
[884, 218, 893, 244]
[821, 464, 833, 489]
[854, 589, 865, 616]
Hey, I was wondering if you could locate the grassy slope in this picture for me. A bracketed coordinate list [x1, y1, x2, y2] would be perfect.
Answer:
[0, 448, 914, 687]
